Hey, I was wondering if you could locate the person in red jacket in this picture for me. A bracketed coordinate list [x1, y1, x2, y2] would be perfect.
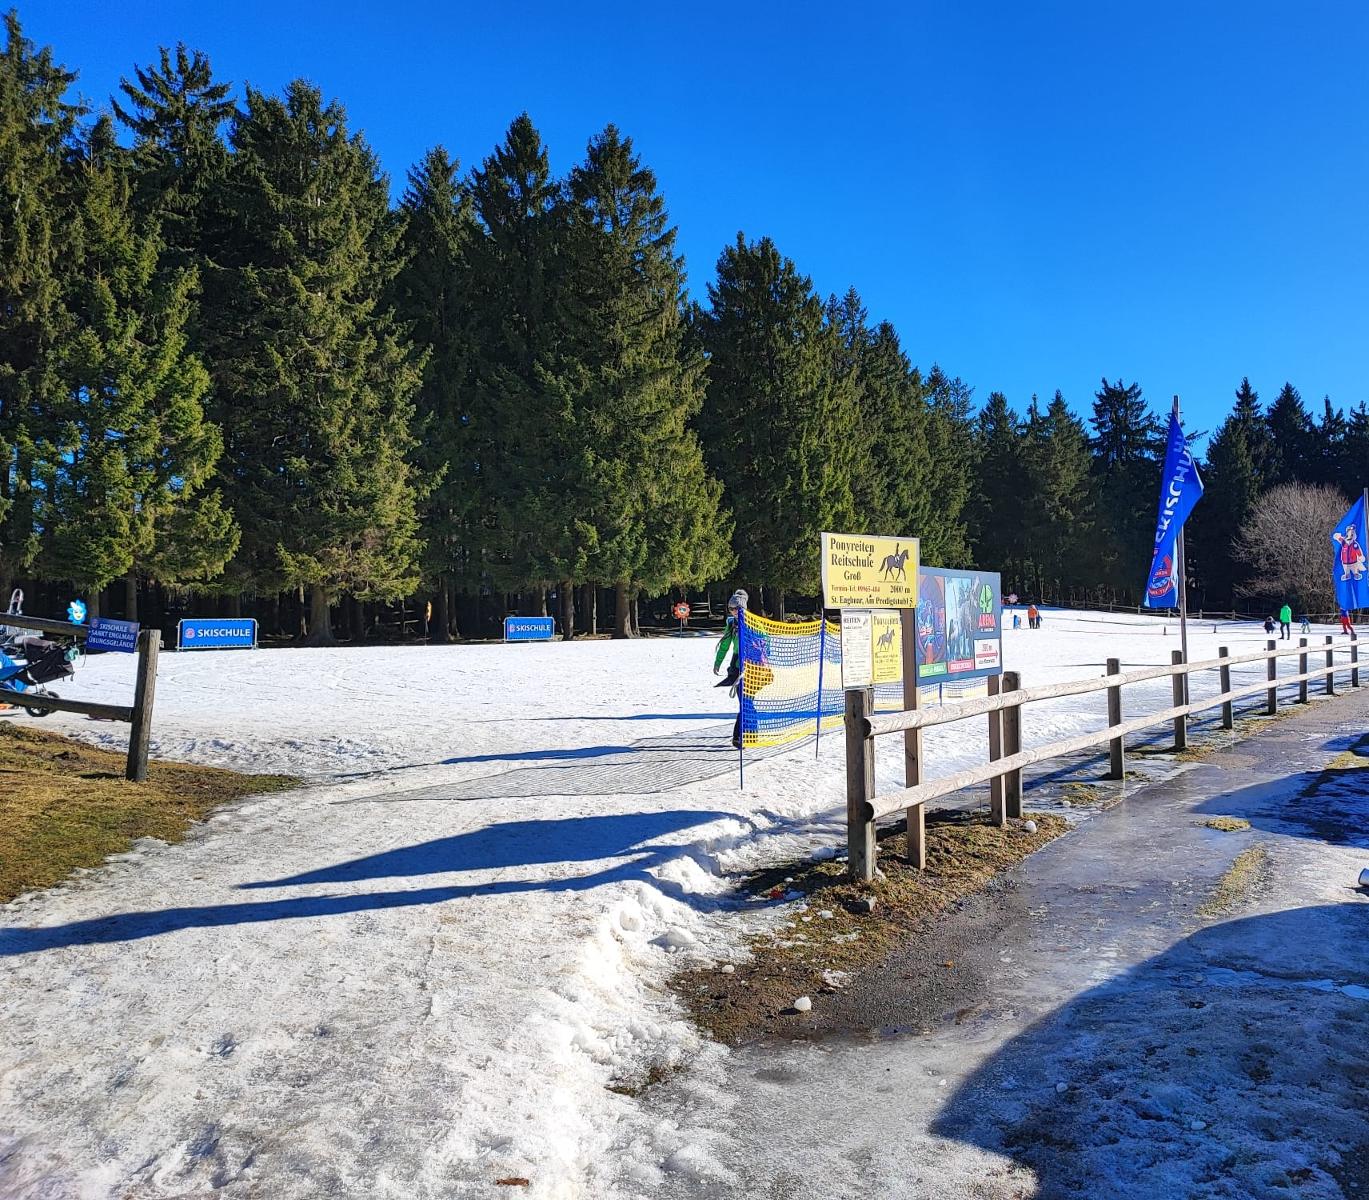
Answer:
[1340, 609, 1357, 640]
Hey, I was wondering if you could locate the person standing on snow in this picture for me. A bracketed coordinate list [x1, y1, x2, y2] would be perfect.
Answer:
[1279, 603, 1292, 640]
[1263, 615, 1275, 636]
[1341, 609, 1357, 640]
[714, 590, 748, 748]
[1299, 613, 1311, 635]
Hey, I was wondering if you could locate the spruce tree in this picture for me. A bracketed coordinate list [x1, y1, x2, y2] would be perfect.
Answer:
[921, 365, 976, 564]
[1266, 382, 1315, 485]
[1189, 378, 1267, 608]
[392, 145, 478, 640]
[697, 234, 858, 613]
[211, 81, 424, 644]
[967, 391, 1026, 588]
[1088, 378, 1163, 601]
[1312, 396, 1347, 488]
[0, 12, 80, 597]
[563, 125, 730, 636]
[39, 117, 236, 612]
[1024, 391, 1092, 602]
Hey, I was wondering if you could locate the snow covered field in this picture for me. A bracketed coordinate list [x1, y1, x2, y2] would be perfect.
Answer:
[0, 610, 1358, 1197]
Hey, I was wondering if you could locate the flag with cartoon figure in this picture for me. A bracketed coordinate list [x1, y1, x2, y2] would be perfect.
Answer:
[1142, 410, 1204, 608]
[1330, 495, 1369, 612]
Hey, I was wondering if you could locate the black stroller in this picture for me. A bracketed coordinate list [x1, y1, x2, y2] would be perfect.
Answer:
[0, 636, 78, 718]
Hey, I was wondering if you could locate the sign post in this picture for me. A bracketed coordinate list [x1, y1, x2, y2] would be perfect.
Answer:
[672, 601, 691, 632]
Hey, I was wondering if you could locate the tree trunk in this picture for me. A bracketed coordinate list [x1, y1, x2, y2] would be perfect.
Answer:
[87, 589, 102, 619]
[631, 589, 643, 637]
[433, 582, 451, 645]
[775, 588, 787, 620]
[583, 584, 597, 636]
[265, 593, 280, 637]
[226, 593, 242, 618]
[294, 585, 308, 642]
[560, 580, 575, 640]
[348, 596, 364, 641]
[124, 573, 138, 622]
[613, 580, 633, 639]
[307, 585, 336, 646]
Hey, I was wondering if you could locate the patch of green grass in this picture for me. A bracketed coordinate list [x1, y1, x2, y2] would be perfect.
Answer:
[1202, 816, 1252, 832]
[0, 723, 296, 903]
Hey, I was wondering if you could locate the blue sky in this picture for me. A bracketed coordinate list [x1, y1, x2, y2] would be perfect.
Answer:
[29, 1, 1369, 441]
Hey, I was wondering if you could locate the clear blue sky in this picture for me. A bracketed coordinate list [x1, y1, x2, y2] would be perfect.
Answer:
[29, 1, 1369, 442]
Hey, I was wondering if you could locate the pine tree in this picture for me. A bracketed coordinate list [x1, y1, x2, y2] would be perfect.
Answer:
[921, 365, 976, 565]
[697, 234, 858, 613]
[1266, 382, 1315, 485]
[112, 44, 233, 273]
[211, 81, 424, 644]
[0, 12, 81, 597]
[1088, 378, 1163, 600]
[392, 145, 478, 641]
[1024, 391, 1092, 602]
[39, 116, 236, 612]
[1311, 396, 1347, 488]
[1344, 403, 1369, 490]
[563, 125, 730, 636]
[967, 391, 1026, 590]
[1189, 379, 1266, 608]
[465, 114, 571, 608]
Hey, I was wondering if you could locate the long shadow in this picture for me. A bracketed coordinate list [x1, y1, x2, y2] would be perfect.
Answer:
[932, 903, 1369, 1198]
[439, 744, 635, 766]
[0, 809, 738, 958]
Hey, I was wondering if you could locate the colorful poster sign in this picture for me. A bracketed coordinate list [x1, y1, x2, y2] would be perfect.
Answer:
[914, 567, 1002, 682]
[871, 610, 902, 685]
[840, 610, 873, 689]
[820, 532, 919, 609]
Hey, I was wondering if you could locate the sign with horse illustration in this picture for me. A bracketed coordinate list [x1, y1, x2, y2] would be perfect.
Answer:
[819, 531, 920, 609]
[914, 566, 1002, 682]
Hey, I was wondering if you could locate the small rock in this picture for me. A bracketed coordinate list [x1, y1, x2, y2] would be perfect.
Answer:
[1189, 1119, 1207, 1132]
[1022, 820, 1038, 834]
[818, 910, 834, 920]
[1055, 1081, 1068, 1094]
[793, 996, 812, 1013]
[720, 964, 735, 974]
[856, 896, 877, 914]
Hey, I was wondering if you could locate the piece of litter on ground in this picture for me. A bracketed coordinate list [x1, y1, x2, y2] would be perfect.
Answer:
[818, 910, 834, 920]
[792, 996, 812, 1013]
[720, 964, 735, 974]
[1189, 1119, 1207, 1132]
[1055, 1081, 1068, 1094]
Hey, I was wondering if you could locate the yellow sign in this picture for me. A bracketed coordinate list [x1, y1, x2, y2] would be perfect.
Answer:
[820, 532, 919, 609]
[871, 610, 902, 684]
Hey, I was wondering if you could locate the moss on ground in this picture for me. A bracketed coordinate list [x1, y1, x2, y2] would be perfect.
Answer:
[1201, 816, 1252, 832]
[1199, 845, 1271, 917]
[0, 723, 295, 904]
[676, 810, 1068, 1046]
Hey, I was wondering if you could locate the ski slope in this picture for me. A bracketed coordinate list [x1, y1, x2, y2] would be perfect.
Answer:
[0, 610, 1348, 1197]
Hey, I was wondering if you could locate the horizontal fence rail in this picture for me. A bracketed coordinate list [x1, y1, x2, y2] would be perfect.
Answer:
[0, 613, 160, 781]
[843, 637, 1360, 881]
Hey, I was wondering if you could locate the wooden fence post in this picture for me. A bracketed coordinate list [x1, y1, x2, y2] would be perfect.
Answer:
[1219, 646, 1233, 731]
[1266, 639, 1278, 715]
[1325, 635, 1335, 695]
[1106, 658, 1125, 780]
[987, 673, 1005, 827]
[1353, 640, 1360, 689]
[1298, 637, 1309, 703]
[899, 609, 922, 792]
[1171, 649, 1186, 750]
[1002, 671, 1022, 819]
[844, 687, 875, 882]
[125, 628, 160, 783]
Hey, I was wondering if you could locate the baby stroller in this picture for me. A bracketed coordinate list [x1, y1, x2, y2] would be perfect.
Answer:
[0, 636, 79, 718]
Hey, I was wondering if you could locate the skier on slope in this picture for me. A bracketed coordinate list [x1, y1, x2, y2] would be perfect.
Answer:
[1279, 603, 1292, 641]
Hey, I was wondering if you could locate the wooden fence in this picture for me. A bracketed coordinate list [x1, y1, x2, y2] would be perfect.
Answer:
[0, 614, 160, 782]
[843, 636, 1360, 882]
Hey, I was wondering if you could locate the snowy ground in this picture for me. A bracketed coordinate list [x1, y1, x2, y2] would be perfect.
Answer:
[0, 610, 1364, 1197]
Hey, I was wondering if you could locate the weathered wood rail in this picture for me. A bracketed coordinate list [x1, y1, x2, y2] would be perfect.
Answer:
[843, 636, 1360, 881]
[0, 614, 160, 781]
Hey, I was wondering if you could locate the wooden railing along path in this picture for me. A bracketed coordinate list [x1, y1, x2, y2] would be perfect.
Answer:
[843, 637, 1360, 882]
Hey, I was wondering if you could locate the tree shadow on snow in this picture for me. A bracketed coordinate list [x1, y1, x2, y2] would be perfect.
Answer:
[931, 902, 1369, 1199]
[0, 809, 740, 957]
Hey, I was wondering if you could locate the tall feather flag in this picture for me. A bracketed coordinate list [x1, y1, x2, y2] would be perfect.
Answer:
[1142, 410, 1204, 608]
[1330, 494, 1369, 613]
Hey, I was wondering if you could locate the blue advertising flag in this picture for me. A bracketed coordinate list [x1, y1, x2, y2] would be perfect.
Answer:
[1142, 411, 1204, 608]
[1330, 495, 1369, 612]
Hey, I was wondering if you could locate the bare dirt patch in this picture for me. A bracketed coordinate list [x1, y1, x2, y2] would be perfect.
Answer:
[0, 723, 295, 903]
[676, 810, 1068, 1046]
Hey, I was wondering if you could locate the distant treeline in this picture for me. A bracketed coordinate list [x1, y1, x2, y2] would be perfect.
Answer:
[1, 15, 1358, 640]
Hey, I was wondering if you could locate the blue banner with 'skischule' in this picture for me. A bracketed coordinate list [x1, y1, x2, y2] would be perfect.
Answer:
[1331, 495, 1369, 613]
[178, 618, 257, 650]
[1143, 410, 1204, 608]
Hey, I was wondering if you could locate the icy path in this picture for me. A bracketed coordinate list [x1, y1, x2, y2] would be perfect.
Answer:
[0, 612, 1358, 1196]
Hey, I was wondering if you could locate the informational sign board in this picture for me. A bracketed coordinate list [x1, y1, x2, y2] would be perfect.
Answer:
[178, 618, 257, 650]
[871, 610, 902, 684]
[504, 615, 556, 642]
[820, 532, 919, 609]
[914, 567, 1002, 682]
[86, 616, 139, 654]
[840, 610, 873, 689]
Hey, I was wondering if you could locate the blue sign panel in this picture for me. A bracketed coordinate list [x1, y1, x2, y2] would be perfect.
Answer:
[86, 616, 139, 654]
[179, 618, 258, 651]
[504, 616, 556, 642]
